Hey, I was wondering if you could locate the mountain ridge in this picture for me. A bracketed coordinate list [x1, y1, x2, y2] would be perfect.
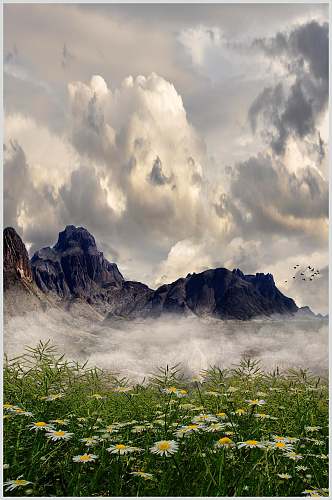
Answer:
[3, 225, 320, 321]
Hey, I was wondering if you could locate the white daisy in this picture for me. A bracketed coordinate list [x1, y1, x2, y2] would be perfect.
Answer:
[150, 440, 179, 457]
[73, 453, 98, 463]
[107, 444, 142, 455]
[214, 437, 235, 448]
[80, 436, 100, 446]
[238, 440, 265, 449]
[29, 421, 53, 431]
[46, 429, 74, 441]
[4, 477, 33, 492]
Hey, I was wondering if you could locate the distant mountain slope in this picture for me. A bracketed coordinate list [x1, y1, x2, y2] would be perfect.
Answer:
[4, 225, 303, 320]
[137, 268, 298, 320]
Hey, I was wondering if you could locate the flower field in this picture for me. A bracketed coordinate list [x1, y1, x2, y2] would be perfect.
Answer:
[3, 341, 329, 497]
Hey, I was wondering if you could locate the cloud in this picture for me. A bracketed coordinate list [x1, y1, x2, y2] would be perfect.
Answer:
[227, 154, 328, 242]
[250, 20, 328, 157]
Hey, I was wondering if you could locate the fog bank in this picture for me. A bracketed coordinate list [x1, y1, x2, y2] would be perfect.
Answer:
[4, 309, 328, 381]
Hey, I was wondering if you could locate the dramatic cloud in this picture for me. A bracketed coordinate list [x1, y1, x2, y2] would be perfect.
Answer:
[3, 5, 329, 313]
[226, 154, 328, 242]
[250, 20, 328, 157]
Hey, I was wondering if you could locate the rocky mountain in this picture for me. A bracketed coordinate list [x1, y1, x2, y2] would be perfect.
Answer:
[4, 225, 304, 321]
[30, 225, 153, 316]
[117, 267, 299, 320]
[3, 227, 50, 317]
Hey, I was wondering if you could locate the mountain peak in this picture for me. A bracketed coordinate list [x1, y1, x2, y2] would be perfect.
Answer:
[54, 225, 97, 253]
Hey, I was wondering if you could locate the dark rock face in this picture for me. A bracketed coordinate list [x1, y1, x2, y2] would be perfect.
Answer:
[4, 227, 33, 289]
[139, 267, 298, 320]
[31, 225, 125, 303]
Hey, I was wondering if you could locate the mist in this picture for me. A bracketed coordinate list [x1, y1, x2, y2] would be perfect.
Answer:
[4, 309, 328, 381]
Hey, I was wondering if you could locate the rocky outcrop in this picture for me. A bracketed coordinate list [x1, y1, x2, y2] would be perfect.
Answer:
[31, 225, 124, 302]
[4, 227, 33, 288]
[3, 227, 50, 317]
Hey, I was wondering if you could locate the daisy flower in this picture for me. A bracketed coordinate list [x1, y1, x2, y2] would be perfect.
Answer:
[130, 471, 154, 480]
[46, 430, 74, 441]
[80, 436, 100, 446]
[73, 453, 98, 463]
[277, 473, 292, 479]
[285, 436, 299, 443]
[50, 419, 69, 426]
[269, 441, 294, 451]
[215, 437, 235, 448]
[238, 440, 265, 449]
[3, 403, 16, 410]
[40, 393, 64, 401]
[272, 435, 287, 442]
[131, 425, 147, 434]
[305, 426, 321, 432]
[176, 389, 188, 398]
[296, 465, 308, 471]
[104, 425, 119, 434]
[216, 412, 227, 419]
[107, 444, 142, 455]
[150, 440, 179, 457]
[205, 423, 226, 433]
[285, 452, 303, 461]
[29, 421, 53, 431]
[4, 477, 32, 492]
[175, 424, 203, 437]
[234, 408, 246, 416]
[12, 408, 33, 417]
[192, 414, 218, 424]
[245, 399, 266, 406]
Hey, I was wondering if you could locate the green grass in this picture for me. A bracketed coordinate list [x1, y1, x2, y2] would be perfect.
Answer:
[3, 341, 329, 497]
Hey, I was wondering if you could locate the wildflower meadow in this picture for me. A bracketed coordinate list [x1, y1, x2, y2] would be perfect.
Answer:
[3, 341, 329, 497]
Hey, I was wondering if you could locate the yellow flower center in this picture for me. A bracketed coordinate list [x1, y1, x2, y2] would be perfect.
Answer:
[179, 390, 187, 394]
[116, 444, 126, 449]
[35, 422, 47, 427]
[158, 441, 171, 450]
[14, 480, 28, 486]
[187, 425, 198, 430]
[246, 440, 258, 445]
[4, 403, 13, 409]
[167, 387, 178, 393]
[80, 454, 91, 461]
[217, 412, 226, 417]
[275, 442, 286, 448]
[236, 409, 245, 414]
[219, 437, 232, 444]
[55, 431, 65, 437]
[15, 409, 24, 413]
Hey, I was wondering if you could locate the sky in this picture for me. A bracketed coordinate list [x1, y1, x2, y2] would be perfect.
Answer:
[3, 3, 329, 313]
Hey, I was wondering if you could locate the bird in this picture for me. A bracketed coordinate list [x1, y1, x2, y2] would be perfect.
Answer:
[302, 278, 306, 281]
[284, 280, 287, 283]
[310, 278, 313, 281]
[300, 273, 304, 275]
[292, 276, 295, 279]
